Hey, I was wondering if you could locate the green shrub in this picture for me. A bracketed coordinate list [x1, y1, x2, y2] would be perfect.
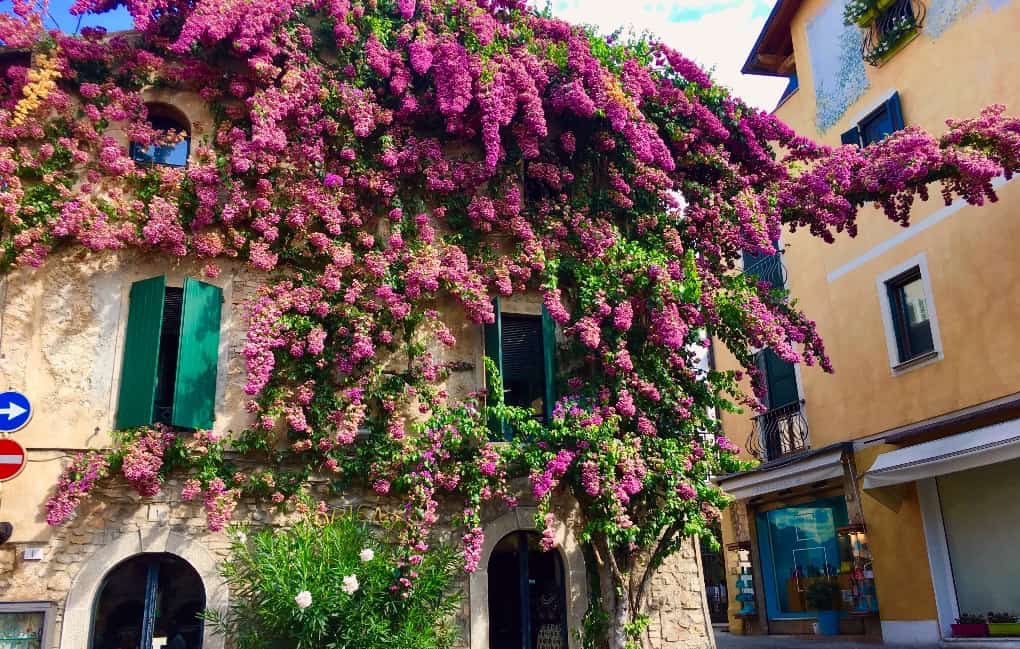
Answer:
[206, 512, 462, 649]
[804, 580, 841, 611]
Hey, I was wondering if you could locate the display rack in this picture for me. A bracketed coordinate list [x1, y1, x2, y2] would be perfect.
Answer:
[726, 541, 758, 618]
[836, 524, 879, 614]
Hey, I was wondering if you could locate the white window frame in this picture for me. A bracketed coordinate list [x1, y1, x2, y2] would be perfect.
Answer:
[0, 601, 56, 649]
[876, 252, 943, 374]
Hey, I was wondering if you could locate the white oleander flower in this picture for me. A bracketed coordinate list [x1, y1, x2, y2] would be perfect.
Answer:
[342, 574, 360, 594]
[359, 548, 375, 562]
[295, 590, 312, 609]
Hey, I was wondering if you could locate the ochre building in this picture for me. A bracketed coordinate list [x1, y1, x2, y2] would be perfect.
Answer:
[713, 0, 1020, 643]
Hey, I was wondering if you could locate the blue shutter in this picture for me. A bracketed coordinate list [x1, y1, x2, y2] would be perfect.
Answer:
[840, 127, 861, 146]
[885, 91, 905, 132]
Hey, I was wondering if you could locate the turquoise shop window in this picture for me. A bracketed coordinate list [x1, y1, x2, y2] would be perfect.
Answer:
[755, 496, 850, 618]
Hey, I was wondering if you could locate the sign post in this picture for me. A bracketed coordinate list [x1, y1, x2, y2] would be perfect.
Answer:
[0, 391, 31, 433]
[0, 438, 26, 481]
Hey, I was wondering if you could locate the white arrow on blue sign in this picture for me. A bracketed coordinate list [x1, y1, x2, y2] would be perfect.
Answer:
[0, 391, 31, 433]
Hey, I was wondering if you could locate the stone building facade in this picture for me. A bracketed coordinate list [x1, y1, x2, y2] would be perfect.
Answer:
[0, 86, 716, 649]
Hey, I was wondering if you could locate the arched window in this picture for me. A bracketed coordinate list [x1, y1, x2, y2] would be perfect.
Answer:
[90, 553, 205, 649]
[130, 104, 190, 168]
[488, 532, 567, 649]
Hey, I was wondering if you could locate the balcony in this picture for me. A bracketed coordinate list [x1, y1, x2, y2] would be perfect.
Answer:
[741, 252, 787, 290]
[747, 400, 810, 463]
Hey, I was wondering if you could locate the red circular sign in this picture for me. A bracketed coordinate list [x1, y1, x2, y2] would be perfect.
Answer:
[0, 438, 26, 481]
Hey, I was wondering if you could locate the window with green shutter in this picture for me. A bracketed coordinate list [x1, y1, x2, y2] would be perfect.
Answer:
[483, 299, 558, 439]
[116, 276, 223, 431]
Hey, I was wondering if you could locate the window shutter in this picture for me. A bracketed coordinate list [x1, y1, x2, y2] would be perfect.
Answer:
[116, 276, 166, 430]
[483, 298, 508, 439]
[840, 126, 861, 146]
[541, 304, 558, 423]
[171, 277, 223, 430]
[885, 91, 905, 131]
[763, 349, 799, 409]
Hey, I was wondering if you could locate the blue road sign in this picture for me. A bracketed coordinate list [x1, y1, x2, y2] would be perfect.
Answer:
[0, 391, 31, 433]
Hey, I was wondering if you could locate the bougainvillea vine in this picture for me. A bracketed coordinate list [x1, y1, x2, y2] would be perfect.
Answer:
[3, 0, 1019, 642]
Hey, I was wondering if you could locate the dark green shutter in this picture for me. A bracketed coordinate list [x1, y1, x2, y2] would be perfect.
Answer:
[483, 298, 508, 440]
[840, 126, 861, 146]
[541, 304, 557, 423]
[886, 91, 905, 131]
[171, 278, 223, 430]
[762, 349, 799, 409]
[116, 276, 166, 430]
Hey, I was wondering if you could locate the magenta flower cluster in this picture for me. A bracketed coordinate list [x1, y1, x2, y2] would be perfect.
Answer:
[8, 0, 1018, 591]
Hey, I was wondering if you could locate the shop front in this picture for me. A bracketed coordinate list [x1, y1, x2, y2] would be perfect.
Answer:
[864, 418, 1020, 641]
[718, 443, 882, 638]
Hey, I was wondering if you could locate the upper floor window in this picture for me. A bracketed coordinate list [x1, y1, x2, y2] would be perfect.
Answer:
[131, 105, 191, 168]
[841, 92, 905, 146]
[484, 298, 557, 439]
[877, 254, 942, 371]
[885, 267, 935, 363]
[116, 276, 223, 431]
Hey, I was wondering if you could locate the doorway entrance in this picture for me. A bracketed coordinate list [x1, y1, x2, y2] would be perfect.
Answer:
[90, 553, 205, 649]
[488, 532, 567, 649]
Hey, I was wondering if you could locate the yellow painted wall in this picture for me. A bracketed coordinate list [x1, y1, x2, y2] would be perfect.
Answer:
[717, 0, 1020, 455]
[854, 445, 937, 621]
[716, 0, 1020, 631]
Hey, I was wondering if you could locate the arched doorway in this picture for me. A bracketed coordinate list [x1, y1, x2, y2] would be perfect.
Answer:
[488, 532, 567, 649]
[89, 553, 205, 649]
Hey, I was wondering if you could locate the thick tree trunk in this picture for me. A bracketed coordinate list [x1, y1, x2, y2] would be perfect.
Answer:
[609, 585, 631, 649]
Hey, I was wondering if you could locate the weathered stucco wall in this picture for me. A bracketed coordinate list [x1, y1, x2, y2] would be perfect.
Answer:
[0, 246, 713, 648]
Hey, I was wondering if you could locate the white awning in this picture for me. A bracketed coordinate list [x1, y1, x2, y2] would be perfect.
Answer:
[717, 447, 846, 500]
[863, 418, 1020, 489]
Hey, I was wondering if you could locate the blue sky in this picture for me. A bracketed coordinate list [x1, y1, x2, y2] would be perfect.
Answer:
[1, 0, 786, 109]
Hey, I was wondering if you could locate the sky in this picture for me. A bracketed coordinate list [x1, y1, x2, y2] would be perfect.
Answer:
[2, 0, 788, 110]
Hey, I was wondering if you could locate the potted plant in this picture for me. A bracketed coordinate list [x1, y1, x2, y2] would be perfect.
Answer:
[805, 580, 841, 636]
[988, 612, 1020, 637]
[843, 0, 878, 26]
[952, 613, 988, 638]
[876, 0, 896, 10]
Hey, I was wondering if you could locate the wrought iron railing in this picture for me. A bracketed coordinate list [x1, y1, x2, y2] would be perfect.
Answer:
[862, 0, 926, 65]
[747, 400, 809, 462]
[742, 253, 787, 289]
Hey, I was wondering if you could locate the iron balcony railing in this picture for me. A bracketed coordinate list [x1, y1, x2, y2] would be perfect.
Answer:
[742, 253, 787, 290]
[862, 0, 926, 65]
[747, 400, 810, 462]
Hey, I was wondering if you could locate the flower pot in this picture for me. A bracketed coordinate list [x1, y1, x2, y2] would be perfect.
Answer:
[856, 8, 877, 26]
[951, 623, 988, 638]
[816, 610, 840, 636]
[988, 623, 1020, 637]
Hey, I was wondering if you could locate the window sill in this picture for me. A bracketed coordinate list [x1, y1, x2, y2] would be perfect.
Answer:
[891, 349, 940, 374]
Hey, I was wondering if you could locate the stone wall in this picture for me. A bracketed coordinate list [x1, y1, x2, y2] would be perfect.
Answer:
[0, 247, 713, 649]
[0, 476, 713, 649]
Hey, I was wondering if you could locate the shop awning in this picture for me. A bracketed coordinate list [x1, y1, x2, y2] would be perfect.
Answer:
[863, 418, 1020, 489]
[716, 445, 847, 500]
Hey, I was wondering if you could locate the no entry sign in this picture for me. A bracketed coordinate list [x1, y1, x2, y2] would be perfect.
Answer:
[0, 438, 26, 481]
